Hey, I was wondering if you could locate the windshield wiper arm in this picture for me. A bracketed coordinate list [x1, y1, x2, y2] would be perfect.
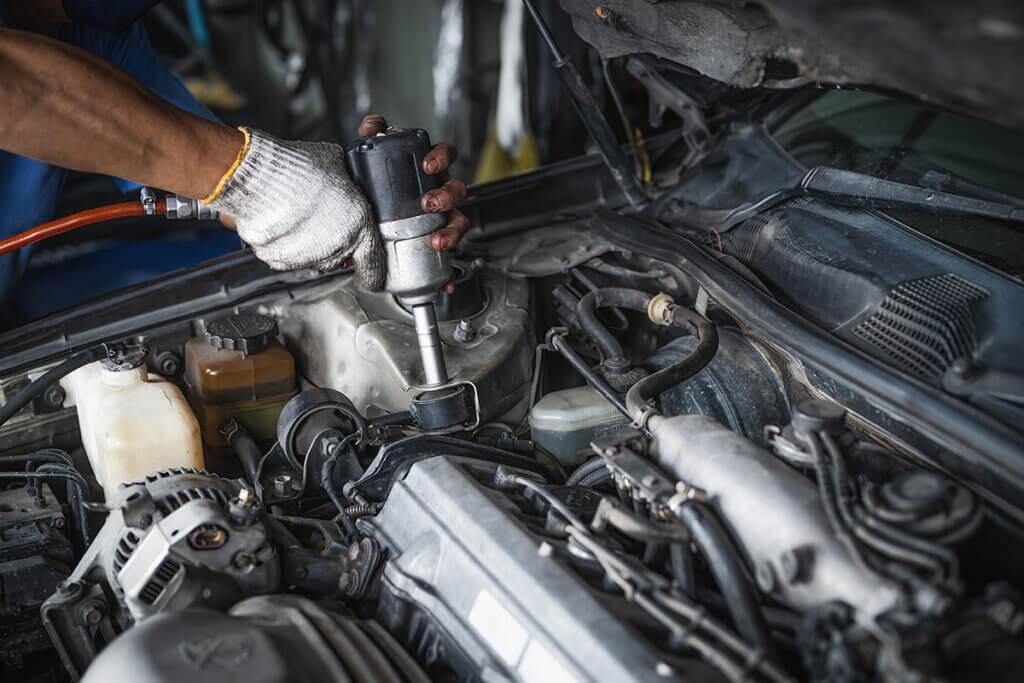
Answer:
[800, 166, 1024, 224]
[661, 166, 1024, 231]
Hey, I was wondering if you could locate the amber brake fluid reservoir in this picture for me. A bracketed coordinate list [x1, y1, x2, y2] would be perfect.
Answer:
[184, 313, 297, 447]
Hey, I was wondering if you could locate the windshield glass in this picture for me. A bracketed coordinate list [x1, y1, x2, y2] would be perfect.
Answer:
[769, 90, 1024, 278]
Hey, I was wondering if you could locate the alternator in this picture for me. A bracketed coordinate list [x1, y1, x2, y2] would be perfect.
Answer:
[42, 469, 280, 679]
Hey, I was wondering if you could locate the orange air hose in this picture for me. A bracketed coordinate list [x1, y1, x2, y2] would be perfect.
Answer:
[0, 200, 166, 257]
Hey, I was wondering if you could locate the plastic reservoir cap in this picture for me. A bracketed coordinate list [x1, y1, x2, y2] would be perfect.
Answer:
[204, 313, 278, 355]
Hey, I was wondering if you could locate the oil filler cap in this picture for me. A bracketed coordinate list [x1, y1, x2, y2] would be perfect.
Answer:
[205, 313, 278, 355]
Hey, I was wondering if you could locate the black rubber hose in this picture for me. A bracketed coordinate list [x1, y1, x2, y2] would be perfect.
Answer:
[566, 456, 609, 487]
[223, 419, 263, 486]
[625, 306, 718, 421]
[20, 450, 77, 500]
[820, 432, 956, 580]
[0, 344, 110, 430]
[584, 257, 668, 281]
[3, 449, 75, 498]
[548, 333, 630, 419]
[0, 469, 90, 548]
[1, 450, 75, 468]
[576, 287, 657, 364]
[678, 502, 781, 664]
[805, 432, 880, 580]
[591, 287, 655, 312]
[36, 463, 91, 549]
[552, 285, 583, 326]
[577, 290, 626, 362]
[322, 439, 359, 540]
[572, 464, 613, 488]
[669, 542, 695, 598]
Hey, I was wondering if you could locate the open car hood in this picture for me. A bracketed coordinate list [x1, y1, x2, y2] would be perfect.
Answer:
[561, 0, 1024, 130]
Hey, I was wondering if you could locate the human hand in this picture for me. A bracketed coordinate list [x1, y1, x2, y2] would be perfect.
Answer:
[204, 127, 385, 290]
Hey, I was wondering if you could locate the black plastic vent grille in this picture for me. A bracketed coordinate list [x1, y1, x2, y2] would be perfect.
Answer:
[853, 274, 988, 379]
[113, 529, 142, 573]
[139, 558, 181, 605]
[142, 467, 231, 517]
[153, 486, 229, 517]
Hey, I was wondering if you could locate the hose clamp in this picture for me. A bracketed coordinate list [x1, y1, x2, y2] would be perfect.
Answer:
[139, 187, 157, 216]
[647, 292, 675, 325]
[631, 404, 657, 432]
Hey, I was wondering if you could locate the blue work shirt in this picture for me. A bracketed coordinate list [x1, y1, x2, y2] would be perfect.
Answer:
[0, 1, 216, 304]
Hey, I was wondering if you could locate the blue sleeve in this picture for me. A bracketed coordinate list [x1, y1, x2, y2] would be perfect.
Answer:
[62, 0, 161, 32]
[61, 20, 222, 192]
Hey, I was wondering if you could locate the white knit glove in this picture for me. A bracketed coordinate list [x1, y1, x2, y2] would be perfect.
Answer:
[205, 128, 385, 290]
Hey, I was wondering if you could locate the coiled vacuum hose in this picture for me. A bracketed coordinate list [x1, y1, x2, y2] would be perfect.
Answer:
[0, 201, 166, 257]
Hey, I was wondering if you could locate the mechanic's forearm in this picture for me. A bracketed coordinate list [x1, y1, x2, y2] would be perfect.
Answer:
[0, 27, 241, 199]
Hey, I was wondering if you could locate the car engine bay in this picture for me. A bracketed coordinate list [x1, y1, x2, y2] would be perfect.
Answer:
[2, 166, 1024, 683]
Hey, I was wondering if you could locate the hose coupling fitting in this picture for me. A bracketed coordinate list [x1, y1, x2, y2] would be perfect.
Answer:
[165, 195, 219, 221]
[647, 292, 676, 326]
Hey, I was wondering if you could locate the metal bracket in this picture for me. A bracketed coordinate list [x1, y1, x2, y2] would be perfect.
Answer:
[407, 379, 481, 433]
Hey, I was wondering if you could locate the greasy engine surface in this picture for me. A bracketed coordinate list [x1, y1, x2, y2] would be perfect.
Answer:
[1, 230, 1023, 683]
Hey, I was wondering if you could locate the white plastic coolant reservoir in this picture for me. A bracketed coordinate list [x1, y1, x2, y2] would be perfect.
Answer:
[61, 360, 204, 500]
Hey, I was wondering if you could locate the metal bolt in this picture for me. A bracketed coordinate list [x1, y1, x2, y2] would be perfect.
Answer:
[780, 547, 812, 585]
[321, 437, 341, 457]
[42, 384, 66, 410]
[57, 581, 82, 599]
[155, 351, 182, 376]
[237, 488, 255, 506]
[272, 474, 293, 497]
[756, 561, 777, 593]
[78, 602, 104, 626]
[188, 524, 228, 550]
[232, 551, 257, 571]
[454, 319, 475, 343]
[950, 357, 978, 381]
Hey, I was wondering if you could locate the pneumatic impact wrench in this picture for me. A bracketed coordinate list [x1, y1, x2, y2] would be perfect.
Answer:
[345, 128, 475, 430]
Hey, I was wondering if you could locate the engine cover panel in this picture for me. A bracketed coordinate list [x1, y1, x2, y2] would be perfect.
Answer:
[363, 456, 724, 683]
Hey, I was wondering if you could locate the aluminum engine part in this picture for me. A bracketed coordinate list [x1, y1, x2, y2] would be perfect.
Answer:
[647, 414, 902, 622]
[362, 456, 724, 683]
[47, 468, 278, 618]
[42, 469, 280, 678]
[271, 267, 532, 421]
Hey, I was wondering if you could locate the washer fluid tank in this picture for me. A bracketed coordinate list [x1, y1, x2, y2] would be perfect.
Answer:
[61, 360, 203, 501]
